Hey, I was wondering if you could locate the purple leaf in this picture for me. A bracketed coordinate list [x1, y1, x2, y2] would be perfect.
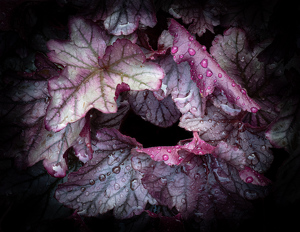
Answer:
[90, 101, 130, 130]
[55, 128, 157, 218]
[168, 0, 220, 36]
[46, 17, 164, 132]
[168, 19, 260, 114]
[128, 89, 180, 128]
[0, 54, 84, 177]
[266, 93, 300, 152]
[72, 116, 93, 163]
[210, 27, 286, 127]
[135, 132, 215, 166]
[134, 152, 268, 221]
[158, 55, 203, 118]
[180, 102, 273, 173]
[103, 0, 157, 35]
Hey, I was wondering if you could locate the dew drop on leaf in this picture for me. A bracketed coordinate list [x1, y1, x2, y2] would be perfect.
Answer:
[188, 48, 196, 56]
[160, 177, 167, 185]
[244, 189, 258, 200]
[251, 107, 258, 113]
[200, 59, 208, 68]
[81, 187, 86, 192]
[247, 153, 259, 165]
[89, 179, 95, 185]
[112, 166, 121, 174]
[218, 73, 222, 78]
[163, 154, 169, 161]
[130, 179, 139, 190]
[171, 46, 178, 54]
[114, 183, 120, 190]
[206, 70, 213, 77]
[99, 174, 106, 182]
[245, 176, 253, 183]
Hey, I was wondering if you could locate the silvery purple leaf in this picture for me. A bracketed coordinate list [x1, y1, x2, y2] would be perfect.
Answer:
[103, 0, 157, 35]
[46, 17, 164, 132]
[135, 152, 268, 221]
[169, 0, 220, 36]
[168, 19, 260, 115]
[55, 128, 157, 218]
[180, 102, 273, 173]
[128, 90, 180, 128]
[210, 27, 286, 127]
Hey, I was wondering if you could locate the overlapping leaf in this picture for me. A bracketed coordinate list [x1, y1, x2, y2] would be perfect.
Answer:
[133, 151, 268, 221]
[168, 19, 260, 115]
[46, 17, 164, 132]
[102, 0, 157, 35]
[210, 27, 286, 128]
[128, 89, 180, 128]
[0, 54, 85, 177]
[55, 128, 157, 218]
[168, 0, 220, 36]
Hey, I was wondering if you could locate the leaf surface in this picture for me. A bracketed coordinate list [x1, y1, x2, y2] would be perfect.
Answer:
[168, 19, 260, 114]
[55, 128, 157, 218]
[46, 17, 164, 132]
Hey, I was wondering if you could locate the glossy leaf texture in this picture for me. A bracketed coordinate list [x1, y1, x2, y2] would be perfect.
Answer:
[135, 132, 215, 166]
[210, 27, 287, 128]
[102, 0, 157, 35]
[168, 19, 260, 114]
[180, 101, 273, 173]
[168, 0, 220, 36]
[128, 89, 181, 128]
[46, 17, 164, 132]
[55, 128, 157, 219]
[169, 19, 260, 113]
[0, 54, 84, 177]
[133, 151, 269, 221]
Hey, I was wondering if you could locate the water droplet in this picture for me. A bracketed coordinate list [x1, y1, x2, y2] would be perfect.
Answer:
[208, 119, 212, 123]
[236, 96, 240, 100]
[190, 60, 194, 66]
[261, 145, 266, 151]
[99, 174, 106, 181]
[162, 154, 169, 161]
[125, 165, 131, 170]
[130, 179, 139, 190]
[206, 70, 213, 77]
[121, 178, 126, 182]
[200, 59, 208, 68]
[171, 46, 178, 54]
[191, 107, 197, 112]
[244, 189, 258, 200]
[157, 147, 162, 150]
[240, 89, 246, 94]
[202, 45, 206, 51]
[89, 179, 95, 185]
[188, 48, 196, 56]
[189, 36, 194, 41]
[250, 107, 258, 113]
[214, 79, 217, 83]
[240, 56, 245, 62]
[247, 153, 259, 165]
[179, 54, 184, 59]
[198, 74, 203, 79]
[232, 83, 235, 87]
[85, 191, 89, 196]
[160, 177, 167, 184]
[218, 73, 222, 78]
[246, 176, 253, 183]
[114, 183, 120, 190]
[112, 166, 121, 174]
[81, 187, 86, 192]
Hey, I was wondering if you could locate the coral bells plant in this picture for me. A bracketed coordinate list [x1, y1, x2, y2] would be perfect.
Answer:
[1, 0, 300, 231]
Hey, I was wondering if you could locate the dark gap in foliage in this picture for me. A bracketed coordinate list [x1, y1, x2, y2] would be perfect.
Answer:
[120, 109, 192, 147]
